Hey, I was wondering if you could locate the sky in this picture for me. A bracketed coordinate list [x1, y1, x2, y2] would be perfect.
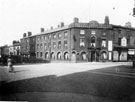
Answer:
[0, 0, 135, 46]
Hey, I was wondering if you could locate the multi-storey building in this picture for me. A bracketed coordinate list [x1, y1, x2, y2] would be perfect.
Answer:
[9, 41, 21, 56]
[20, 32, 36, 62]
[20, 16, 135, 62]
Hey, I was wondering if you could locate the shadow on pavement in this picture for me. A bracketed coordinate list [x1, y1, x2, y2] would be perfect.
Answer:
[0, 66, 135, 102]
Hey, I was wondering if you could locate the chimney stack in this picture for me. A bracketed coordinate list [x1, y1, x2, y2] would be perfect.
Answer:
[28, 32, 32, 36]
[41, 28, 44, 32]
[74, 17, 79, 23]
[104, 16, 109, 25]
[51, 26, 53, 30]
[23, 33, 27, 38]
[61, 22, 64, 27]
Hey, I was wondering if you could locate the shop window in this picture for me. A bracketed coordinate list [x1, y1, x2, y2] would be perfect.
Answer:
[100, 51, 107, 60]
[81, 52, 87, 60]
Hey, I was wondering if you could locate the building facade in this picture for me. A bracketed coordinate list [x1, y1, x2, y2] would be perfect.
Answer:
[20, 32, 36, 62]
[20, 16, 135, 62]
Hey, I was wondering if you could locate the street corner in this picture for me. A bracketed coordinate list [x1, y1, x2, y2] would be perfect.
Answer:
[0, 66, 10, 82]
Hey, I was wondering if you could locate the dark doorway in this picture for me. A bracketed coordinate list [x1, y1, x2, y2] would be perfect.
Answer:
[91, 51, 96, 62]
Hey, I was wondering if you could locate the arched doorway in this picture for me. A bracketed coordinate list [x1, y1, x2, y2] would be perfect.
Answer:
[51, 52, 55, 59]
[71, 51, 76, 62]
[57, 52, 62, 60]
[64, 52, 69, 60]
[45, 52, 49, 59]
[100, 51, 108, 61]
[81, 52, 87, 61]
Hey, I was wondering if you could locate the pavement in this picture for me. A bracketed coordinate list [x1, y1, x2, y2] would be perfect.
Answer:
[0, 62, 133, 82]
[0, 62, 135, 102]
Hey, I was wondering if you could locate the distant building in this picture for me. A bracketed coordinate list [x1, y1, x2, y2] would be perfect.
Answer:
[20, 32, 36, 61]
[0, 45, 9, 57]
[9, 40, 21, 56]
[20, 16, 135, 62]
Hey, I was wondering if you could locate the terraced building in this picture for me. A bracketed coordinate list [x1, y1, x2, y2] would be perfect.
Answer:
[20, 16, 135, 62]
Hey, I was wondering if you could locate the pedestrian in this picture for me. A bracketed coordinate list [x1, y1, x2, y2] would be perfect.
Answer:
[7, 56, 15, 73]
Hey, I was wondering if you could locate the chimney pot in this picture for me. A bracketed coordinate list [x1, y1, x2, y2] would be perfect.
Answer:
[28, 32, 32, 36]
[61, 22, 64, 27]
[23, 33, 27, 38]
[74, 17, 79, 23]
[41, 28, 44, 32]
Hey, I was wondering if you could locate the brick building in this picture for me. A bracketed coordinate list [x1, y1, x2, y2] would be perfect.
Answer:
[20, 16, 135, 62]
[20, 32, 36, 62]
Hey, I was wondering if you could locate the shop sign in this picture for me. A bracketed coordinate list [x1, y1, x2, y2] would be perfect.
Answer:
[108, 41, 113, 51]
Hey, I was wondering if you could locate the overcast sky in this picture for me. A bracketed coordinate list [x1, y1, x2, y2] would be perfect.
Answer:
[0, 0, 134, 46]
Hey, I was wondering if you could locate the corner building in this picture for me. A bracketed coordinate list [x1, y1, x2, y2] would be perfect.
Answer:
[21, 16, 135, 62]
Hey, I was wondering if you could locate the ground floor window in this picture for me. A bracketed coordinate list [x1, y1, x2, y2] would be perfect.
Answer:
[81, 52, 87, 60]
[100, 51, 107, 60]
[119, 51, 127, 61]
[113, 51, 119, 61]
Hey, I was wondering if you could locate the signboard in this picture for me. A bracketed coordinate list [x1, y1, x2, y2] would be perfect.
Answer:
[108, 41, 113, 51]
[128, 49, 135, 55]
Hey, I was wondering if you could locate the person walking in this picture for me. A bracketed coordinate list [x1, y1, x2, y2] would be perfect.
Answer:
[7, 56, 15, 73]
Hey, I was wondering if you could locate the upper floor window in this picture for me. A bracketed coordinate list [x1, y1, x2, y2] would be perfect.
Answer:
[48, 42, 51, 48]
[48, 34, 51, 39]
[27, 39, 29, 43]
[37, 37, 40, 42]
[58, 33, 62, 38]
[58, 41, 62, 49]
[44, 43, 47, 50]
[53, 42, 56, 48]
[91, 30, 96, 35]
[101, 39, 106, 47]
[121, 37, 127, 47]
[44, 35, 47, 40]
[64, 40, 68, 48]
[41, 36, 44, 40]
[53, 34, 56, 39]
[80, 38, 85, 47]
[40, 43, 43, 49]
[91, 36, 96, 47]
[64, 31, 68, 38]
[80, 30, 85, 35]
[37, 44, 39, 49]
